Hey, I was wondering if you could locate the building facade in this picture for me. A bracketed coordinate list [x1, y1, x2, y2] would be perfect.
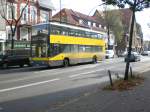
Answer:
[94, 8, 143, 54]
[0, 0, 54, 54]
[143, 41, 150, 51]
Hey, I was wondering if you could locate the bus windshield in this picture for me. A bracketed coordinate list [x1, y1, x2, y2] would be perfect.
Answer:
[31, 24, 49, 57]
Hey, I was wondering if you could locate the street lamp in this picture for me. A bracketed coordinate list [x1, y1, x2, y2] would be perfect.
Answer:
[88, 3, 105, 16]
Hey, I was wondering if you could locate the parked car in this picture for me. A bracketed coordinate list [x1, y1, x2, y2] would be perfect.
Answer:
[117, 51, 127, 57]
[124, 52, 141, 62]
[105, 50, 115, 59]
[141, 51, 150, 56]
[0, 49, 31, 68]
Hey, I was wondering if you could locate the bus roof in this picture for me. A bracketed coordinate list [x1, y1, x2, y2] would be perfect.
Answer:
[32, 22, 106, 35]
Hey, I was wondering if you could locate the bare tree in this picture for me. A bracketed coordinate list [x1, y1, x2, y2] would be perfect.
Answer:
[103, 7, 124, 50]
[102, 0, 150, 80]
[0, 0, 29, 52]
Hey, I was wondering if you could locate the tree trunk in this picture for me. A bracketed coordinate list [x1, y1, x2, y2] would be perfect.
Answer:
[107, 25, 110, 50]
[124, 10, 135, 80]
[11, 33, 15, 55]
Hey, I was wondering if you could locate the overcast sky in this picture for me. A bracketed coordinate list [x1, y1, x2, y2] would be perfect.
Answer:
[51, 0, 150, 40]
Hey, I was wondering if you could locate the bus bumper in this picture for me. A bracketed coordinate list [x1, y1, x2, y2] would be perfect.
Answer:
[31, 60, 63, 67]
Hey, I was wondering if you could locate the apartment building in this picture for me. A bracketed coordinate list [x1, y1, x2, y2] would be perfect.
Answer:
[0, 0, 54, 53]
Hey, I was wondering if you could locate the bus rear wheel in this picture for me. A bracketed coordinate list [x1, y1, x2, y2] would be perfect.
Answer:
[63, 59, 69, 67]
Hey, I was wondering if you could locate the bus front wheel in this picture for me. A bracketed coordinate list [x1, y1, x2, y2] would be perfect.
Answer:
[63, 59, 69, 67]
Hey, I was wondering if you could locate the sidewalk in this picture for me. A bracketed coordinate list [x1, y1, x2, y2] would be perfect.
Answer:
[50, 71, 150, 112]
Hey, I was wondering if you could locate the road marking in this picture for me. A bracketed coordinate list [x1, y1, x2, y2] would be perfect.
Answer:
[139, 67, 150, 74]
[0, 63, 117, 84]
[69, 74, 83, 78]
[0, 107, 3, 111]
[33, 64, 100, 74]
[69, 64, 126, 78]
[69, 70, 104, 78]
[0, 78, 60, 93]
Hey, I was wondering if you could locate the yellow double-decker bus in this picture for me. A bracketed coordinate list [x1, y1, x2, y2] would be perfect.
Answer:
[31, 22, 106, 67]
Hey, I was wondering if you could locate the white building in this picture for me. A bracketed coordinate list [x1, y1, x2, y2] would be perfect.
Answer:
[0, 0, 54, 54]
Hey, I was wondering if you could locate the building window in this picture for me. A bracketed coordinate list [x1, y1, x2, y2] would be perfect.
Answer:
[93, 23, 96, 27]
[7, 5, 16, 19]
[87, 21, 91, 27]
[23, 8, 27, 21]
[20, 27, 28, 41]
[31, 7, 37, 23]
[99, 24, 102, 28]
[21, 3, 28, 22]
[79, 19, 83, 24]
[41, 11, 49, 22]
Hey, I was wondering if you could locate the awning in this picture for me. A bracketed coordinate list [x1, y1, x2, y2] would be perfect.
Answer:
[38, 0, 55, 10]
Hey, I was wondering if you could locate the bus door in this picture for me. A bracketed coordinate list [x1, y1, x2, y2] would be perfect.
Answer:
[31, 34, 47, 58]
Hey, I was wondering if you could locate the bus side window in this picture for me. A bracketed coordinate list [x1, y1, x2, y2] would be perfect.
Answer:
[79, 45, 85, 52]
[64, 44, 71, 53]
[51, 26, 61, 35]
[98, 34, 102, 39]
[69, 29, 75, 36]
[85, 46, 91, 52]
[49, 44, 60, 56]
[70, 45, 78, 53]
[61, 30, 68, 36]
[85, 31, 90, 38]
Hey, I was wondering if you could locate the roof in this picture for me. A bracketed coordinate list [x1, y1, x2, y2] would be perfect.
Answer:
[119, 8, 132, 27]
[94, 8, 133, 30]
[32, 22, 106, 34]
[38, 0, 55, 10]
[52, 8, 106, 32]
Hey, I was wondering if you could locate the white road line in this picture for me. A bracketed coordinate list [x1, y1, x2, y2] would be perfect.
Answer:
[68, 64, 124, 78]
[0, 78, 60, 93]
[0, 63, 115, 84]
[0, 107, 3, 111]
[69, 70, 104, 78]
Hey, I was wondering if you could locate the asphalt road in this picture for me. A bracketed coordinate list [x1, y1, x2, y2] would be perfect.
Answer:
[0, 56, 150, 112]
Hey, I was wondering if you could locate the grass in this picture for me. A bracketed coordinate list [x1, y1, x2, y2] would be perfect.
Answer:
[103, 75, 144, 91]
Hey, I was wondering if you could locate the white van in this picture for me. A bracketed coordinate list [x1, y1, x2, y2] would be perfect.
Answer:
[105, 50, 115, 59]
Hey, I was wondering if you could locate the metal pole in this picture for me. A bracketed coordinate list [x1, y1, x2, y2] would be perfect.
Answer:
[130, 66, 133, 78]
[108, 70, 113, 86]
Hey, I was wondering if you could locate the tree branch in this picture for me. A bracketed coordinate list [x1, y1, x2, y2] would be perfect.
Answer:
[17, 0, 29, 24]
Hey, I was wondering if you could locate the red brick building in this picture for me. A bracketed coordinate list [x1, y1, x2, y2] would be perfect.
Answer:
[52, 8, 107, 33]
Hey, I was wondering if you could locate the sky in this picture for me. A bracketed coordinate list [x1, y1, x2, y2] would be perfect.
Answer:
[51, 0, 150, 41]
